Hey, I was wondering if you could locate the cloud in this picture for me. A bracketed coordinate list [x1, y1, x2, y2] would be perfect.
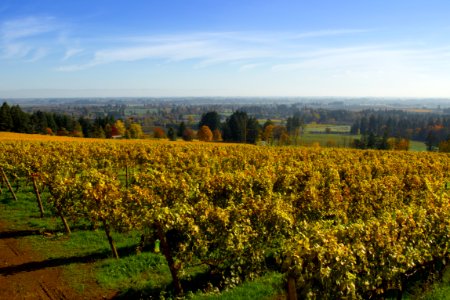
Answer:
[0, 16, 60, 61]
[26, 47, 49, 62]
[62, 48, 84, 61]
[271, 46, 450, 76]
[56, 29, 371, 71]
[1, 16, 57, 40]
[239, 63, 265, 72]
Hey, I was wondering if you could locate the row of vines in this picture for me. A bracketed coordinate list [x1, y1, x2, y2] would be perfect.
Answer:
[1, 140, 449, 298]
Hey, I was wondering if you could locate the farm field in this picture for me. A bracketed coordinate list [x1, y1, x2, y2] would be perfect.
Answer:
[0, 135, 449, 299]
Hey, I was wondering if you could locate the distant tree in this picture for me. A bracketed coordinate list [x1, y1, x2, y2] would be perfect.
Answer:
[45, 127, 54, 135]
[286, 113, 303, 144]
[46, 113, 57, 133]
[10, 105, 31, 133]
[114, 120, 126, 136]
[439, 139, 450, 152]
[78, 117, 92, 137]
[0, 102, 13, 131]
[246, 117, 260, 144]
[272, 125, 287, 141]
[426, 130, 438, 151]
[263, 124, 274, 144]
[367, 132, 377, 149]
[31, 111, 48, 133]
[104, 123, 113, 138]
[263, 119, 274, 130]
[178, 122, 186, 137]
[167, 127, 177, 141]
[212, 129, 222, 141]
[72, 122, 84, 138]
[182, 128, 195, 141]
[222, 111, 260, 144]
[199, 111, 221, 131]
[91, 125, 105, 138]
[387, 138, 410, 151]
[279, 131, 291, 145]
[128, 123, 144, 139]
[153, 127, 166, 139]
[197, 125, 213, 142]
[57, 127, 70, 136]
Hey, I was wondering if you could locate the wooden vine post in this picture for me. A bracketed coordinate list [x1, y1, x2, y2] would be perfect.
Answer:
[58, 208, 71, 235]
[125, 165, 129, 189]
[287, 275, 298, 300]
[31, 173, 45, 218]
[102, 219, 119, 259]
[0, 167, 17, 201]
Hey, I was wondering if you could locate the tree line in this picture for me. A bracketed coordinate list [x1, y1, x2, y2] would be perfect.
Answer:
[0, 102, 144, 139]
[350, 110, 450, 150]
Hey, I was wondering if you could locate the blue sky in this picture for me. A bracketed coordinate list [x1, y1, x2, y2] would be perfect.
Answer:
[1, 0, 450, 98]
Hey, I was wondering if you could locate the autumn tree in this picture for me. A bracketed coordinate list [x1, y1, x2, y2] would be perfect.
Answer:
[128, 123, 143, 139]
[182, 128, 195, 141]
[114, 120, 126, 136]
[263, 124, 274, 144]
[197, 125, 213, 142]
[153, 127, 166, 139]
[212, 129, 222, 141]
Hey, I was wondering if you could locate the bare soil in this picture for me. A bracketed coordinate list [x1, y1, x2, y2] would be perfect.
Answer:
[0, 221, 115, 299]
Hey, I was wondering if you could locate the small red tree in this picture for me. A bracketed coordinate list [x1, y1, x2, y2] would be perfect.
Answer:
[182, 128, 195, 141]
[153, 127, 166, 139]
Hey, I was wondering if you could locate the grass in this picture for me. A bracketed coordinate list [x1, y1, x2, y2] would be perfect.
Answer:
[402, 266, 450, 300]
[304, 123, 351, 133]
[409, 140, 427, 151]
[191, 272, 284, 300]
[97, 252, 171, 291]
[297, 133, 355, 148]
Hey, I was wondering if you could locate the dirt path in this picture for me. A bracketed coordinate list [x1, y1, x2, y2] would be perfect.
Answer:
[0, 221, 112, 299]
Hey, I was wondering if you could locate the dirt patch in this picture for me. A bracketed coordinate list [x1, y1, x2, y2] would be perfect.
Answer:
[0, 221, 115, 299]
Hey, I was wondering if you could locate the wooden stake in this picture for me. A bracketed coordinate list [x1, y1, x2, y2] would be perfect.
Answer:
[32, 174, 45, 218]
[125, 165, 129, 188]
[58, 210, 71, 235]
[287, 276, 297, 300]
[0, 167, 17, 201]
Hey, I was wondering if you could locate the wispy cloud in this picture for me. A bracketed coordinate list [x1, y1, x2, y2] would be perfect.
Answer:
[56, 29, 369, 71]
[26, 47, 49, 62]
[62, 48, 84, 61]
[1, 16, 56, 40]
[0, 16, 60, 61]
[272, 46, 450, 74]
[239, 63, 265, 72]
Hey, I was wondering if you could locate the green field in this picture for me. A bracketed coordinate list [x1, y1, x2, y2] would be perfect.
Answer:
[304, 123, 351, 133]
[296, 132, 427, 152]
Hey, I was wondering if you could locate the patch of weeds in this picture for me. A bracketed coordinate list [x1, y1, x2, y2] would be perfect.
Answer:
[97, 252, 171, 294]
[191, 272, 284, 300]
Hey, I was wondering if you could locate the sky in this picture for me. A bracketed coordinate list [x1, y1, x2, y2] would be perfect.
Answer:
[1, 0, 450, 98]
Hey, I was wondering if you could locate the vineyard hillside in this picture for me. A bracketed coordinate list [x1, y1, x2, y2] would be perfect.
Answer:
[0, 135, 449, 299]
